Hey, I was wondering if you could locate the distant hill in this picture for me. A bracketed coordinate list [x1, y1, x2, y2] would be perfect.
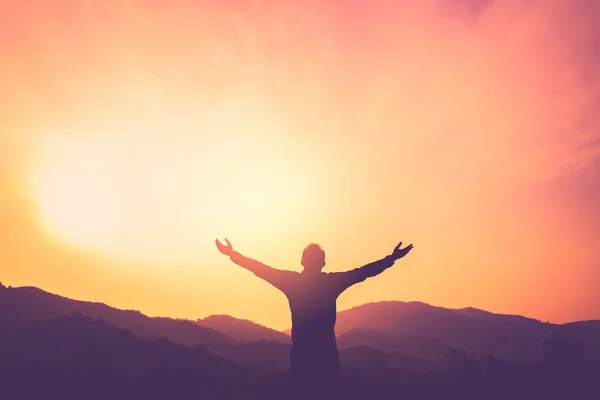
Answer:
[334, 301, 600, 362]
[563, 320, 600, 331]
[0, 313, 238, 378]
[196, 315, 290, 343]
[3, 284, 599, 367]
[0, 314, 279, 400]
[0, 285, 233, 350]
[1, 287, 599, 399]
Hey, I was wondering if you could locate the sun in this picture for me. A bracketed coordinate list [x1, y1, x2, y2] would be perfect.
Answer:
[30, 134, 126, 250]
[27, 103, 325, 265]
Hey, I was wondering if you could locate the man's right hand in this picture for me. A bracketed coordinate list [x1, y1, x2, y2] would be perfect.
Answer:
[215, 238, 234, 256]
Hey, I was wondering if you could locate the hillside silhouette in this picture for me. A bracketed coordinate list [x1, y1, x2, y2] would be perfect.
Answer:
[1, 282, 600, 399]
[196, 314, 290, 343]
[334, 301, 600, 362]
[0, 313, 278, 400]
[0, 314, 237, 377]
[3, 284, 600, 365]
[0, 284, 232, 349]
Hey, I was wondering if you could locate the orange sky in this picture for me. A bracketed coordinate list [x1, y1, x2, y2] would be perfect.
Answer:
[1, 0, 599, 330]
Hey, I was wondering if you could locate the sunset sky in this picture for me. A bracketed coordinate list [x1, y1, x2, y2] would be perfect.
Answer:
[1, 0, 599, 330]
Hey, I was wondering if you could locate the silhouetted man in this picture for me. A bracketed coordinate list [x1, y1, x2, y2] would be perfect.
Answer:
[215, 239, 414, 395]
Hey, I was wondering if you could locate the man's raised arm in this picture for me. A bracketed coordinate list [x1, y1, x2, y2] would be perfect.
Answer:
[215, 238, 295, 293]
[334, 242, 414, 293]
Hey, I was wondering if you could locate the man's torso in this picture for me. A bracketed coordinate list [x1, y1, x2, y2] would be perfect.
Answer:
[284, 273, 343, 346]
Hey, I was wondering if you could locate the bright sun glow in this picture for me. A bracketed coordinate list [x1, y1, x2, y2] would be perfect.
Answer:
[32, 135, 126, 248]
[28, 100, 322, 265]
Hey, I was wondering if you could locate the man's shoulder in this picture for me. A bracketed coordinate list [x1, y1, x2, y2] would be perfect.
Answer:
[322, 271, 348, 279]
[279, 269, 301, 277]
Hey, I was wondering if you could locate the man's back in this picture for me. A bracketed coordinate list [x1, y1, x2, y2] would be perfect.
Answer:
[215, 238, 414, 393]
[280, 271, 356, 390]
[228, 250, 401, 343]
[284, 272, 345, 346]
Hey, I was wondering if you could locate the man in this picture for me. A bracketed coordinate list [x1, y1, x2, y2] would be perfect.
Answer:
[215, 238, 414, 393]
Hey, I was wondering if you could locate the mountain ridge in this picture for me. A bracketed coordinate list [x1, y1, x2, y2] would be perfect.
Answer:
[334, 301, 600, 362]
[4, 283, 598, 333]
[0, 283, 233, 349]
[196, 314, 290, 343]
[2, 282, 599, 364]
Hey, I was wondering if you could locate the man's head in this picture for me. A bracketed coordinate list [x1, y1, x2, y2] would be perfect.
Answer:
[301, 243, 326, 273]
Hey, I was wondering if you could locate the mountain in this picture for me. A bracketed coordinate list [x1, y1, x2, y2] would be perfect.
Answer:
[1, 308, 598, 400]
[0, 284, 294, 371]
[563, 320, 600, 332]
[3, 283, 599, 367]
[334, 301, 600, 362]
[0, 313, 237, 377]
[0, 314, 278, 400]
[196, 315, 290, 343]
[1, 283, 599, 399]
[0, 285, 233, 350]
